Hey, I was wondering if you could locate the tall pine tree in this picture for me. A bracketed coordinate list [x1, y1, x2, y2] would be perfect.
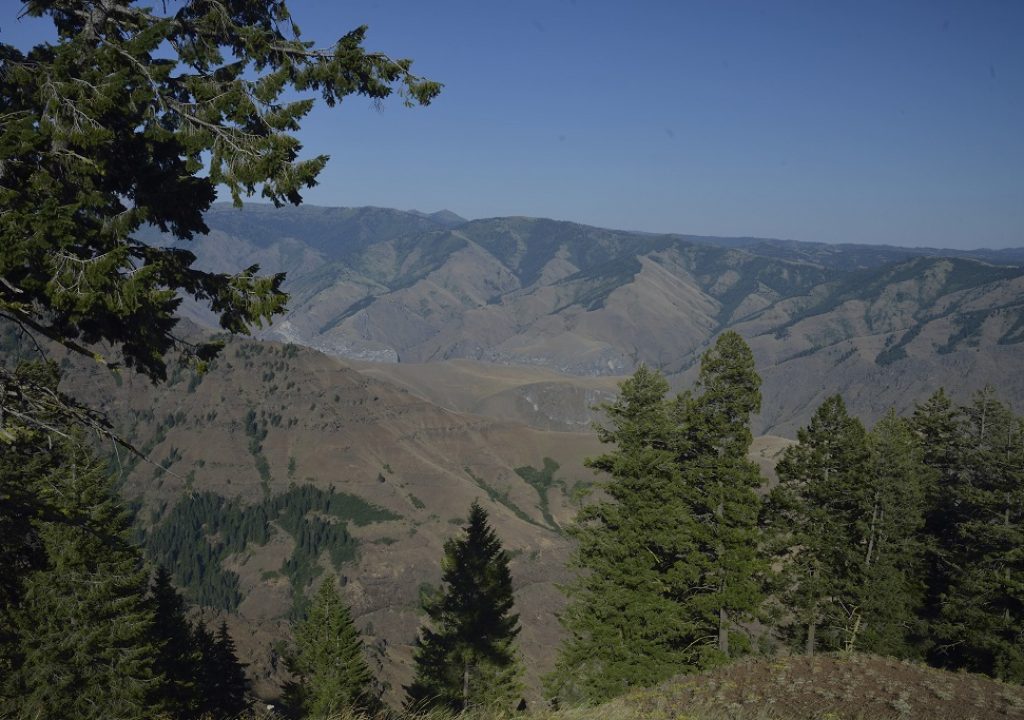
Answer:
[0, 434, 162, 720]
[546, 366, 705, 703]
[925, 388, 1024, 681]
[550, 336, 766, 704]
[195, 621, 250, 720]
[858, 410, 927, 657]
[767, 399, 928, 657]
[286, 577, 378, 718]
[765, 394, 872, 654]
[407, 501, 523, 713]
[149, 566, 202, 718]
[675, 331, 766, 660]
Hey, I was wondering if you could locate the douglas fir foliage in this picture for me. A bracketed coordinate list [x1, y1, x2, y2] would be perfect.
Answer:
[406, 502, 523, 713]
[0, 0, 439, 438]
[285, 578, 379, 718]
[548, 332, 765, 704]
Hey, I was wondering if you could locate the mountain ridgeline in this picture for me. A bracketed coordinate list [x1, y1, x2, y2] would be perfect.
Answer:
[151, 205, 1024, 435]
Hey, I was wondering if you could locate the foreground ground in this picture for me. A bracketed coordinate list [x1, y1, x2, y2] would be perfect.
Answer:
[283, 653, 1024, 720]
[544, 654, 1024, 720]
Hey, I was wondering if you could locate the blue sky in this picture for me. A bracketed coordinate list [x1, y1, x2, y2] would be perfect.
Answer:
[3, 1, 1022, 248]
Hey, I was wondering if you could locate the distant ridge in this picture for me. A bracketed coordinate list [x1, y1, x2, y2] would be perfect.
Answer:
[146, 204, 1024, 434]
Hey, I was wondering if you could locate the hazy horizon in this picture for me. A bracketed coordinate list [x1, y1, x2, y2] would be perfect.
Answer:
[4, 1, 1022, 250]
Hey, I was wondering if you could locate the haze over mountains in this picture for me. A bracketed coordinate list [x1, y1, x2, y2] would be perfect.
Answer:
[153, 204, 1024, 435]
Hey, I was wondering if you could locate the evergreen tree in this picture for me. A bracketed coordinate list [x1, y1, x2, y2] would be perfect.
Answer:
[765, 394, 872, 654]
[926, 388, 1024, 681]
[287, 578, 378, 718]
[858, 410, 927, 657]
[0, 436, 162, 720]
[1, 0, 440, 439]
[550, 338, 766, 704]
[767, 399, 928, 658]
[195, 621, 250, 720]
[546, 366, 704, 703]
[407, 502, 523, 713]
[150, 566, 202, 718]
[675, 331, 766, 660]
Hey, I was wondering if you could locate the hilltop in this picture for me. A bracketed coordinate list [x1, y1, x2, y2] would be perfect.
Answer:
[551, 654, 1024, 720]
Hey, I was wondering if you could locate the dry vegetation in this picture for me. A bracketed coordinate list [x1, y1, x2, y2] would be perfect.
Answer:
[250, 654, 1024, 720]
[554, 654, 1024, 720]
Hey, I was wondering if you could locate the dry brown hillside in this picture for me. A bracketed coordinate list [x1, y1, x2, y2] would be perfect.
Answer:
[66, 336, 603, 702]
[566, 654, 1024, 720]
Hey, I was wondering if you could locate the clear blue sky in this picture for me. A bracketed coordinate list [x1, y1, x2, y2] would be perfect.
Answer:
[3, 1, 1022, 248]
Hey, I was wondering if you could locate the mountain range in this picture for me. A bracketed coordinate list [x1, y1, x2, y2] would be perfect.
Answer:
[148, 204, 1024, 435]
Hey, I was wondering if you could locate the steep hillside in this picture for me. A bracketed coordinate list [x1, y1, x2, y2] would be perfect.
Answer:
[147, 204, 1024, 432]
[735, 257, 1024, 434]
[352, 359, 622, 432]
[64, 335, 604, 702]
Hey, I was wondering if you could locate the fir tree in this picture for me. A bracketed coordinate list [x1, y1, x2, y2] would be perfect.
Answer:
[927, 388, 1024, 681]
[149, 566, 202, 718]
[0, 436, 162, 720]
[550, 340, 767, 704]
[287, 578, 378, 718]
[858, 410, 927, 657]
[0, 0, 440, 439]
[407, 502, 523, 713]
[195, 622, 250, 720]
[546, 366, 704, 703]
[676, 331, 766, 660]
[765, 394, 872, 654]
[768, 399, 928, 657]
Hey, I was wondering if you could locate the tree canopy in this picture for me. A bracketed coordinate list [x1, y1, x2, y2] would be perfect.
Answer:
[548, 333, 766, 704]
[406, 501, 523, 713]
[0, 0, 440, 438]
[285, 577, 378, 718]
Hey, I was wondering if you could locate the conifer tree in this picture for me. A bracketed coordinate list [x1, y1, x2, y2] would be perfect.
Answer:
[550, 339, 767, 704]
[765, 394, 872, 654]
[768, 399, 929, 657]
[675, 331, 765, 660]
[0, 435, 162, 720]
[858, 410, 927, 657]
[0, 0, 440, 439]
[926, 388, 1024, 681]
[150, 566, 202, 718]
[546, 366, 704, 703]
[195, 621, 250, 720]
[407, 502, 523, 713]
[287, 578, 378, 718]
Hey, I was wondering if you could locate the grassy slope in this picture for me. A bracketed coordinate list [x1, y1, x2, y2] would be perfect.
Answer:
[289, 654, 1024, 719]
[581, 653, 1024, 720]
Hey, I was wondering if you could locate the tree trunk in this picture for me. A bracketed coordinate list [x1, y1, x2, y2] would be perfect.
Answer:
[865, 491, 880, 567]
[719, 606, 729, 656]
[463, 659, 470, 710]
[806, 619, 816, 656]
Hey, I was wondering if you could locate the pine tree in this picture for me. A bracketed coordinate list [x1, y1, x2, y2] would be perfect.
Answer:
[550, 339, 766, 704]
[926, 388, 1024, 681]
[1, 0, 440, 440]
[0, 436, 163, 720]
[676, 331, 766, 660]
[546, 366, 704, 703]
[195, 622, 250, 720]
[765, 394, 872, 654]
[407, 502, 523, 713]
[858, 410, 927, 657]
[287, 578, 378, 718]
[150, 566, 202, 718]
[767, 399, 928, 658]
